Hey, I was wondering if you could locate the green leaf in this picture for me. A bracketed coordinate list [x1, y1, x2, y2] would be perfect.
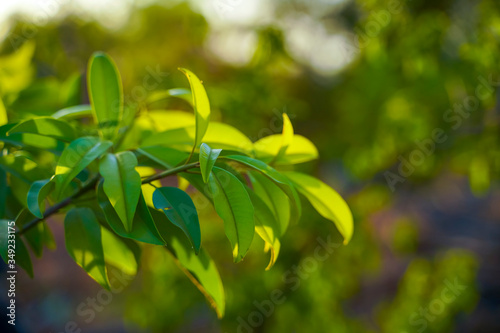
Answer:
[0, 219, 34, 277]
[178, 68, 210, 149]
[245, 187, 281, 270]
[150, 210, 225, 317]
[27, 179, 54, 218]
[54, 136, 112, 199]
[7, 117, 76, 142]
[153, 187, 201, 254]
[248, 171, 290, 235]
[222, 155, 302, 223]
[284, 171, 353, 244]
[97, 181, 164, 245]
[99, 152, 142, 233]
[88, 52, 123, 141]
[64, 208, 109, 289]
[101, 227, 139, 276]
[199, 143, 222, 183]
[51, 104, 92, 120]
[208, 167, 254, 262]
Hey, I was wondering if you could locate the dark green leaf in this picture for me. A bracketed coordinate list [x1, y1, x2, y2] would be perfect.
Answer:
[153, 187, 201, 254]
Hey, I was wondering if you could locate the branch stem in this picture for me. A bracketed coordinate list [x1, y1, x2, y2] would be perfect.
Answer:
[16, 162, 200, 235]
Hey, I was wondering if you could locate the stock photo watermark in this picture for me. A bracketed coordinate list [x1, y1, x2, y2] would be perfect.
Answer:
[403, 278, 468, 333]
[385, 74, 500, 191]
[5, 220, 17, 326]
[6, 0, 64, 50]
[236, 235, 341, 333]
[56, 268, 134, 333]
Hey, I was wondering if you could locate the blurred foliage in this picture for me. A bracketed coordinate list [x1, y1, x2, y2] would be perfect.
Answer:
[0, 0, 496, 331]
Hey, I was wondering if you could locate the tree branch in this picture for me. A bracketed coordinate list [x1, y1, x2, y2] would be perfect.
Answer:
[16, 161, 200, 235]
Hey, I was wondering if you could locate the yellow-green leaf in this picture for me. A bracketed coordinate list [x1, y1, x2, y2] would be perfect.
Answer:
[284, 171, 353, 244]
[178, 68, 210, 149]
[254, 134, 319, 165]
[101, 227, 139, 276]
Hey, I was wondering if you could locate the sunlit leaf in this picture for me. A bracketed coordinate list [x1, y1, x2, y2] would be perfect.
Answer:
[275, 113, 294, 161]
[284, 171, 353, 244]
[142, 122, 253, 155]
[101, 227, 139, 276]
[139, 110, 195, 132]
[199, 143, 222, 183]
[64, 208, 109, 289]
[88, 52, 123, 141]
[99, 152, 142, 232]
[208, 167, 254, 262]
[153, 187, 201, 254]
[254, 134, 319, 165]
[178, 68, 210, 150]
[0, 98, 7, 126]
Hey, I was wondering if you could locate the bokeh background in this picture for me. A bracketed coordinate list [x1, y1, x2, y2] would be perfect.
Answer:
[1, 0, 499, 332]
